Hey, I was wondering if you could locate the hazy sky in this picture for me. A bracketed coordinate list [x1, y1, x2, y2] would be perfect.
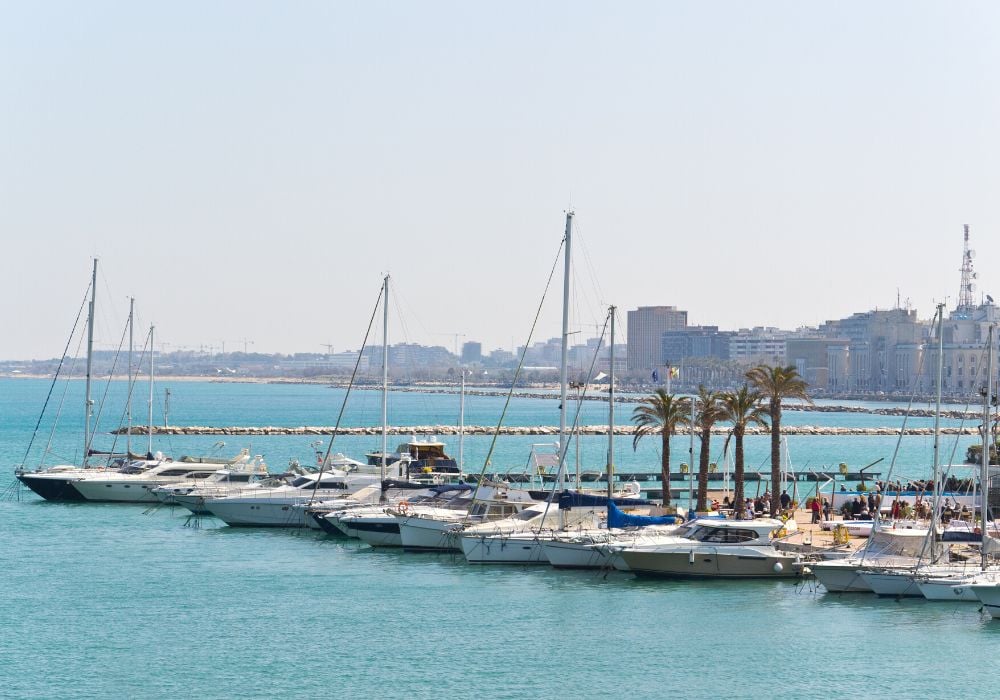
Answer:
[2, 1, 999, 360]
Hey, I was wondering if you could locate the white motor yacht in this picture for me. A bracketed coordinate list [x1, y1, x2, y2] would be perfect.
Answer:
[202, 471, 382, 527]
[69, 451, 264, 504]
[618, 518, 804, 579]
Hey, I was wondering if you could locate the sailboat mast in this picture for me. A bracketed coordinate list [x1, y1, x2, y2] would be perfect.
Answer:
[931, 304, 945, 529]
[983, 324, 994, 571]
[148, 325, 155, 457]
[558, 211, 573, 488]
[381, 274, 390, 482]
[126, 297, 134, 456]
[83, 258, 97, 467]
[459, 369, 466, 473]
[607, 306, 616, 499]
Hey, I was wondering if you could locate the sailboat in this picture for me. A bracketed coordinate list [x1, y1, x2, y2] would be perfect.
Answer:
[855, 305, 956, 596]
[913, 322, 1000, 601]
[16, 262, 161, 500]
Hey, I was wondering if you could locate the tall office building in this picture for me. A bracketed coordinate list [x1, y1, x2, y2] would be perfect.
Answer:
[461, 341, 482, 363]
[627, 306, 688, 371]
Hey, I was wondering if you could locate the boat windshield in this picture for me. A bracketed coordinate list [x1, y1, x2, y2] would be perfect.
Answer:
[690, 526, 761, 544]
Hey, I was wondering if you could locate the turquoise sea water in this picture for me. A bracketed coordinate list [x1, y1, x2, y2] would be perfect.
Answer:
[3, 379, 1000, 698]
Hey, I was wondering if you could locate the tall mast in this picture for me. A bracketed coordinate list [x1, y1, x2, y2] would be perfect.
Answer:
[147, 325, 155, 457]
[381, 274, 389, 483]
[83, 258, 97, 467]
[126, 297, 134, 456]
[689, 396, 696, 514]
[558, 211, 573, 488]
[931, 304, 945, 534]
[607, 306, 616, 499]
[983, 324, 994, 571]
[459, 369, 466, 473]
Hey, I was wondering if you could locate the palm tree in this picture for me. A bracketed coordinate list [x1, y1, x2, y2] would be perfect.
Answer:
[694, 385, 724, 512]
[720, 385, 768, 517]
[632, 389, 691, 508]
[746, 363, 811, 516]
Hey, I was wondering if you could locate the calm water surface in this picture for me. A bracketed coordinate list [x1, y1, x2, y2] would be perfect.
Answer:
[3, 379, 999, 698]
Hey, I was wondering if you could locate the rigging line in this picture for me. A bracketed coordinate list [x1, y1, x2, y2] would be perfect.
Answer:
[538, 309, 610, 522]
[87, 312, 132, 460]
[44, 336, 86, 466]
[468, 237, 566, 507]
[569, 253, 602, 339]
[309, 281, 385, 504]
[109, 328, 152, 458]
[19, 283, 91, 469]
[573, 222, 607, 320]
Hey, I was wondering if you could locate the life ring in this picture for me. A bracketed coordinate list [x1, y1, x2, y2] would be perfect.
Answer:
[397, 501, 410, 514]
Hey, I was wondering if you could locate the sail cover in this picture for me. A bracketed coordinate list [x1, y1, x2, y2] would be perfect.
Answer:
[607, 500, 677, 528]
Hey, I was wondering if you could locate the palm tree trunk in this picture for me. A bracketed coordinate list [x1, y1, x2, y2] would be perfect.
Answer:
[769, 403, 781, 516]
[661, 431, 671, 507]
[697, 428, 710, 512]
[734, 427, 745, 518]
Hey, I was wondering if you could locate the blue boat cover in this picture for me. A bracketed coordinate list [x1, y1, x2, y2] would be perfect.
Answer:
[607, 500, 677, 528]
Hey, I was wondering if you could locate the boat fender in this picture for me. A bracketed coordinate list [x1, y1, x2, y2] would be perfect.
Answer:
[688, 550, 695, 565]
[773, 562, 784, 573]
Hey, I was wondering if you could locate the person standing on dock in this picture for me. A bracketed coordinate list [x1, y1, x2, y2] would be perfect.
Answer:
[780, 490, 791, 511]
[809, 497, 821, 524]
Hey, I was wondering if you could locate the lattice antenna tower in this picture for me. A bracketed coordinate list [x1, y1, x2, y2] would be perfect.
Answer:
[958, 223, 977, 310]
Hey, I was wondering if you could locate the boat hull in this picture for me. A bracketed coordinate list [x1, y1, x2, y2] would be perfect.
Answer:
[16, 473, 86, 502]
[917, 577, 980, 601]
[970, 584, 1000, 618]
[541, 539, 614, 569]
[399, 517, 463, 552]
[461, 534, 549, 564]
[70, 479, 162, 503]
[859, 571, 921, 597]
[349, 520, 403, 547]
[811, 562, 872, 593]
[204, 500, 313, 527]
[621, 547, 801, 579]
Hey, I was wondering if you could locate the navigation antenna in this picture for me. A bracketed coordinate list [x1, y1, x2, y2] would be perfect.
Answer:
[958, 223, 977, 311]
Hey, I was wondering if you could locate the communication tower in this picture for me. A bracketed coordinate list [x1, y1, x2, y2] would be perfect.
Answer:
[958, 224, 977, 311]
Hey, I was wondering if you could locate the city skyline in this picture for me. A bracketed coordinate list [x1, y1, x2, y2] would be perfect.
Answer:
[3, 2, 999, 360]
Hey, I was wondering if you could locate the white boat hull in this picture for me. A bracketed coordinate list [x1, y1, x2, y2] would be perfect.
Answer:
[461, 534, 549, 564]
[205, 499, 314, 527]
[621, 546, 801, 579]
[917, 577, 980, 601]
[71, 479, 163, 503]
[970, 583, 1000, 618]
[541, 539, 614, 569]
[811, 562, 873, 593]
[859, 570, 921, 597]
[399, 516, 464, 552]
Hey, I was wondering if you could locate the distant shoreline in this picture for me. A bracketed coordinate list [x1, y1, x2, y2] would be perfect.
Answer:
[0, 373, 978, 411]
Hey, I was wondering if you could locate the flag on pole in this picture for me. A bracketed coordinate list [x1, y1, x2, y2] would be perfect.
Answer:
[651, 369, 660, 383]
[670, 367, 680, 379]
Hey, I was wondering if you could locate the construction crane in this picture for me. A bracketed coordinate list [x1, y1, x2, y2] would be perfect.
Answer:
[436, 333, 466, 358]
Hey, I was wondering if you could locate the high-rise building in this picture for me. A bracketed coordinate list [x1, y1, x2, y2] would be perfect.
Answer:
[627, 306, 687, 371]
[461, 341, 482, 363]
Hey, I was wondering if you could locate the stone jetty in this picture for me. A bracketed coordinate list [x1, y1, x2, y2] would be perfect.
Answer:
[114, 424, 983, 437]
